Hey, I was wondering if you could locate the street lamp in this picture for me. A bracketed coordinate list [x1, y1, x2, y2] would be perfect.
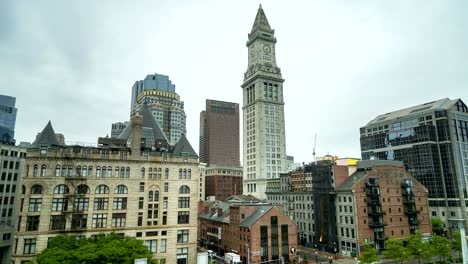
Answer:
[314, 244, 318, 264]
[333, 242, 337, 259]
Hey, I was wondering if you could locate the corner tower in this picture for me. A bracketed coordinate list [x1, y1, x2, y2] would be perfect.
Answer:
[242, 5, 287, 200]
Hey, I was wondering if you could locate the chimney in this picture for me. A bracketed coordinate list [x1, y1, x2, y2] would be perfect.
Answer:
[218, 208, 223, 216]
[130, 114, 143, 159]
[210, 208, 216, 216]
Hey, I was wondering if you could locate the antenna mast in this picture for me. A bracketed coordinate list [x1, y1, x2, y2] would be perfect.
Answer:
[313, 134, 317, 165]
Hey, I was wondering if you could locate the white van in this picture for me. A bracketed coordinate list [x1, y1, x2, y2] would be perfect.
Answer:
[207, 250, 216, 258]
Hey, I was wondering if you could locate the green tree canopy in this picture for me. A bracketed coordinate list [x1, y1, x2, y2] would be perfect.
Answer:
[383, 237, 411, 264]
[358, 244, 379, 264]
[429, 235, 451, 262]
[405, 232, 431, 263]
[431, 218, 444, 236]
[36, 233, 154, 264]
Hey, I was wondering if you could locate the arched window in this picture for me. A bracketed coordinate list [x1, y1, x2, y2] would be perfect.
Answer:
[115, 167, 120, 177]
[149, 168, 153, 179]
[33, 164, 38, 177]
[107, 166, 112, 177]
[55, 165, 60, 177]
[188, 169, 191, 179]
[165, 168, 169, 179]
[154, 190, 159, 201]
[120, 167, 125, 178]
[31, 185, 43, 194]
[67, 165, 73, 177]
[141, 168, 145, 178]
[41, 164, 47, 176]
[95, 185, 109, 194]
[75, 184, 90, 194]
[88, 166, 93, 177]
[82, 166, 88, 177]
[179, 185, 190, 194]
[76, 165, 82, 177]
[97, 166, 102, 177]
[53, 184, 70, 194]
[183, 169, 187, 179]
[148, 190, 153, 202]
[115, 185, 128, 194]
[61, 165, 66, 177]
[179, 169, 182, 179]
[22, 185, 26, 194]
[126, 167, 130, 178]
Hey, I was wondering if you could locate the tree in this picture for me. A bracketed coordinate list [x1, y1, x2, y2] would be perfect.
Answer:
[405, 232, 431, 264]
[36, 233, 154, 264]
[431, 218, 444, 236]
[451, 230, 462, 258]
[358, 243, 379, 264]
[429, 235, 451, 262]
[383, 237, 410, 264]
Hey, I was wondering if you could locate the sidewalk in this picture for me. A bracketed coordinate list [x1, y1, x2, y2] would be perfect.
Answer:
[299, 246, 357, 264]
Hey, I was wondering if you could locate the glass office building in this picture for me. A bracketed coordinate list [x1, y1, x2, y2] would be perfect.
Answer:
[0, 95, 17, 144]
[360, 98, 468, 220]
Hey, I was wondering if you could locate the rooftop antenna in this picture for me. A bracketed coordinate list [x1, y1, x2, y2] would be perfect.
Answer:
[313, 134, 317, 165]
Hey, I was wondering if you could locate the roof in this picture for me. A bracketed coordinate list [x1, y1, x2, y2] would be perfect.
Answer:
[227, 195, 262, 204]
[335, 170, 368, 191]
[357, 160, 404, 169]
[250, 4, 274, 35]
[118, 103, 168, 142]
[32, 121, 60, 147]
[172, 134, 198, 158]
[366, 98, 459, 126]
[239, 205, 273, 227]
[198, 201, 231, 224]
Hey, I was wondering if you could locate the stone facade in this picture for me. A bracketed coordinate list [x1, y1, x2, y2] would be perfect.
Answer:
[12, 120, 199, 264]
[242, 6, 287, 200]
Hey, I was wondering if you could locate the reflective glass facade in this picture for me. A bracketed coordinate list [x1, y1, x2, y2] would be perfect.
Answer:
[0, 95, 17, 144]
[360, 99, 468, 212]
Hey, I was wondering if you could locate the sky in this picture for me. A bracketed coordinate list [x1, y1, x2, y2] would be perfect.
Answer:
[1, 0, 467, 164]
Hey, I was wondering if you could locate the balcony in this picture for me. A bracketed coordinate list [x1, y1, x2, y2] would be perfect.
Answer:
[367, 199, 381, 205]
[408, 219, 419, 225]
[369, 221, 386, 228]
[402, 198, 416, 204]
[368, 209, 385, 216]
[375, 235, 388, 241]
[404, 207, 420, 215]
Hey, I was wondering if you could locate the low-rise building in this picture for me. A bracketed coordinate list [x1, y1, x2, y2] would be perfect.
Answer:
[205, 166, 243, 201]
[335, 160, 431, 256]
[198, 195, 298, 263]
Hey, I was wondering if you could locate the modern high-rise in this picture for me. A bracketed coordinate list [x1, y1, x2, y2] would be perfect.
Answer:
[200, 100, 243, 200]
[242, 5, 287, 200]
[13, 117, 200, 264]
[360, 98, 468, 223]
[130, 74, 186, 145]
[110, 122, 128, 138]
[0, 95, 17, 144]
[0, 144, 26, 264]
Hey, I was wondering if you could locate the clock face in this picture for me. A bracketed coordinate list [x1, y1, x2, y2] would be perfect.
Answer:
[263, 45, 271, 53]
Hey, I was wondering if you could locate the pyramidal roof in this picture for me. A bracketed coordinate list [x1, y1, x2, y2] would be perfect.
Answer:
[32, 121, 60, 147]
[250, 4, 274, 35]
[118, 104, 168, 142]
[173, 134, 198, 157]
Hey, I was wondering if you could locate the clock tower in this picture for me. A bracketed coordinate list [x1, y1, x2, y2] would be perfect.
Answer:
[242, 5, 287, 200]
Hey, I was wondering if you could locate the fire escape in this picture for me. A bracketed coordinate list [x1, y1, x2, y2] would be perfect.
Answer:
[366, 178, 386, 250]
[402, 179, 419, 234]
[61, 148, 88, 232]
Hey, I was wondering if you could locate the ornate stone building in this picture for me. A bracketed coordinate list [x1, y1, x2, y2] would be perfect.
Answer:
[242, 5, 287, 200]
[12, 115, 199, 264]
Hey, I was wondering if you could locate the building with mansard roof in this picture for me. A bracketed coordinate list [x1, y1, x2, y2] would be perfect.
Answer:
[12, 114, 200, 264]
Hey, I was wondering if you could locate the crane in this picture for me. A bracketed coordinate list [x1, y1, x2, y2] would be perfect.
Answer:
[313, 134, 317, 165]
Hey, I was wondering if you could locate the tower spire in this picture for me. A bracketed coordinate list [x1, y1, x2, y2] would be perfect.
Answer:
[250, 4, 273, 35]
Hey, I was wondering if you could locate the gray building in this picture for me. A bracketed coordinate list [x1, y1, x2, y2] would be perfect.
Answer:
[0, 144, 26, 263]
[242, 6, 288, 200]
[360, 98, 468, 223]
[0, 95, 17, 144]
[130, 73, 187, 145]
[111, 122, 128, 138]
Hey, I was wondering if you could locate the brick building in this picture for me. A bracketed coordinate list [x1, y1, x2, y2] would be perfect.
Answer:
[198, 196, 298, 263]
[12, 112, 200, 264]
[335, 160, 432, 256]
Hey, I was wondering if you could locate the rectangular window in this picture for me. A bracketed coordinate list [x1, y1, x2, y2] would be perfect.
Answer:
[49, 215, 66, 230]
[26, 216, 40, 231]
[23, 238, 36, 254]
[164, 182, 169, 192]
[160, 239, 167, 253]
[71, 214, 87, 230]
[145, 239, 157, 253]
[139, 197, 144, 209]
[52, 198, 67, 211]
[281, 225, 289, 260]
[177, 229, 189, 243]
[92, 213, 107, 228]
[113, 197, 127, 210]
[178, 197, 190, 208]
[271, 216, 279, 259]
[94, 198, 108, 210]
[73, 198, 89, 211]
[112, 213, 126, 227]
[177, 247, 188, 263]
[260, 226, 268, 261]
[178, 211, 189, 224]
[28, 198, 42, 212]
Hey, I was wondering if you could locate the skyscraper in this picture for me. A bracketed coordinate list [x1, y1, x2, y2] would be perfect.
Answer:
[130, 73, 186, 145]
[242, 5, 287, 199]
[360, 98, 468, 222]
[0, 95, 17, 144]
[199, 99, 243, 200]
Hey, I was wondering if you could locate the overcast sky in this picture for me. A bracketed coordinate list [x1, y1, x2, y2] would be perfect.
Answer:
[1, 0, 467, 164]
